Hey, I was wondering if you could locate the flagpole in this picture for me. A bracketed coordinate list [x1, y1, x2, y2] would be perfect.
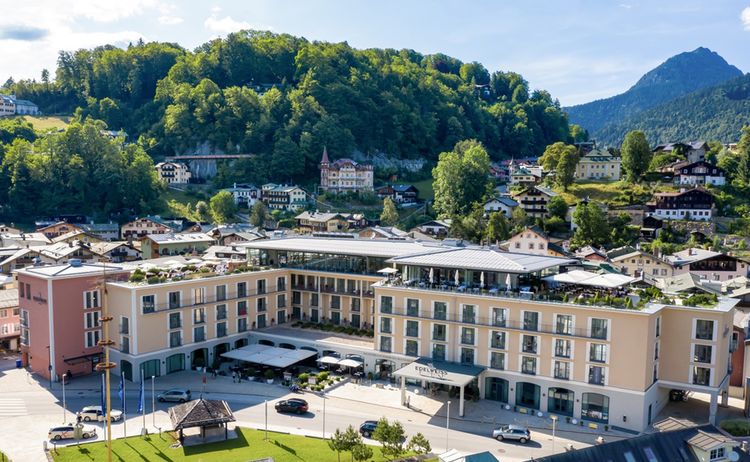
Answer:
[122, 373, 127, 438]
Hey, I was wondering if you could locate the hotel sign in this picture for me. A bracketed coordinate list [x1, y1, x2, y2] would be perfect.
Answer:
[415, 365, 448, 380]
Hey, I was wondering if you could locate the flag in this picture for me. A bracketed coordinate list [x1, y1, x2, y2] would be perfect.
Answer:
[100, 373, 106, 414]
[137, 379, 144, 414]
[118, 373, 126, 414]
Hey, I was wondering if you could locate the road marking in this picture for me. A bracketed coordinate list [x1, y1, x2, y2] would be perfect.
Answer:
[0, 398, 27, 416]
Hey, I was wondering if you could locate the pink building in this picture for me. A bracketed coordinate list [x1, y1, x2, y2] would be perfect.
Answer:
[17, 261, 129, 382]
[0, 288, 20, 350]
[666, 248, 749, 282]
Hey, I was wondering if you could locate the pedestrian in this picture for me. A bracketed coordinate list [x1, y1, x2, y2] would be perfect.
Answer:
[232, 371, 236, 383]
[76, 414, 82, 425]
[213, 368, 218, 379]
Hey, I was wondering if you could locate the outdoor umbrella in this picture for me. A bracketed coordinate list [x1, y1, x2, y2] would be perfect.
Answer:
[480, 272, 485, 288]
[429, 268, 434, 284]
[455, 270, 460, 286]
[505, 273, 512, 291]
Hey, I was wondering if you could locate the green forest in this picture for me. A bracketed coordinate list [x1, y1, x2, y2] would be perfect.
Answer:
[2, 31, 574, 189]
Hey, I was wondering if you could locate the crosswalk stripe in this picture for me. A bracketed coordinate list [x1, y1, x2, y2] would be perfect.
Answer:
[0, 398, 27, 415]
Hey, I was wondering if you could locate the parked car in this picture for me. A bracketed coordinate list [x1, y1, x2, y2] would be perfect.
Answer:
[359, 420, 379, 438]
[48, 425, 97, 441]
[77, 406, 123, 422]
[492, 424, 531, 443]
[275, 398, 308, 414]
[157, 388, 192, 403]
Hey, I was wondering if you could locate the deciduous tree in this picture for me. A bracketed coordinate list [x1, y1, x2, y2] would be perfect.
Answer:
[380, 197, 399, 226]
[432, 140, 492, 218]
[209, 190, 237, 224]
[621, 130, 652, 182]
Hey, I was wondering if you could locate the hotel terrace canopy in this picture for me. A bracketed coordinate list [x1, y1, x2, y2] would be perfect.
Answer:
[543, 270, 636, 289]
[221, 344, 316, 368]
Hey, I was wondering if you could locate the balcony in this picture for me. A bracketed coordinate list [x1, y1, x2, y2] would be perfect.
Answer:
[141, 286, 284, 314]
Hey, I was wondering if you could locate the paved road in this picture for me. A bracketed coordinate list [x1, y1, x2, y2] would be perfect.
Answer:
[0, 364, 588, 462]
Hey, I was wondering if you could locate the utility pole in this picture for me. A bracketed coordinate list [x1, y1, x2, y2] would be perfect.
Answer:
[94, 262, 116, 462]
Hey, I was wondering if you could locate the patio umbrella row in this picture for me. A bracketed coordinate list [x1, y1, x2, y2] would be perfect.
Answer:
[317, 356, 363, 368]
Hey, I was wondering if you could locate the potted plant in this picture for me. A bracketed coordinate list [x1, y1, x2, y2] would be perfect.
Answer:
[264, 369, 275, 384]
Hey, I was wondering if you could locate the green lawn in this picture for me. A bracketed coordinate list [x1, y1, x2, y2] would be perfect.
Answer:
[411, 179, 434, 201]
[53, 428, 401, 462]
[21, 115, 71, 131]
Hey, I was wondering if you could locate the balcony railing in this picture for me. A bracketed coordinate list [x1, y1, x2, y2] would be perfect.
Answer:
[292, 283, 375, 298]
[142, 286, 284, 314]
[387, 307, 608, 340]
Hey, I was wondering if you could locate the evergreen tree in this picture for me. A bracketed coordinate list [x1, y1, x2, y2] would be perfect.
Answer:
[380, 197, 399, 226]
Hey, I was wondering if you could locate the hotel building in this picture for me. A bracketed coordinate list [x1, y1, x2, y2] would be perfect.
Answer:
[16, 238, 738, 433]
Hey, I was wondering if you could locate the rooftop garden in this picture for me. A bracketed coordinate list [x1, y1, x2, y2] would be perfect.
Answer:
[291, 320, 375, 338]
[127, 264, 270, 285]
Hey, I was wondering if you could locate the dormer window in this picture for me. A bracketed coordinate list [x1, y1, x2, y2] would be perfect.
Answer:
[709, 447, 725, 461]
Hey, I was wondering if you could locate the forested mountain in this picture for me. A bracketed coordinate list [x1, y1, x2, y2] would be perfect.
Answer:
[595, 73, 750, 145]
[2, 31, 574, 186]
[565, 47, 742, 135]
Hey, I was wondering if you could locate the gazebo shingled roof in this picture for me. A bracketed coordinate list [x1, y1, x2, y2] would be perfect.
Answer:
[169, 398, 236, 431]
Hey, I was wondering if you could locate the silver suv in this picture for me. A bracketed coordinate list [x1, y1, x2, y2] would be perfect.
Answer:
[492, 424, 531, 443]
[157, 388, 192, 403]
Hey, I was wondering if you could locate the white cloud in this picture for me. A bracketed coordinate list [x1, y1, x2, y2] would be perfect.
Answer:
[619, 4, 633, 9]
[158, 15, 184, 25]
[742, 7, 750, 30]
[204, 15, 253, 35]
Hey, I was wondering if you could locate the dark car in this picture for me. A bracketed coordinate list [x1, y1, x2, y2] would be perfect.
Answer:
[275, 398, 308, 414]
[359, 420, 379, 438]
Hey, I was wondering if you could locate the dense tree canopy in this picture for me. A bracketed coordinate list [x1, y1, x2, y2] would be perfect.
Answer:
[3, 31, 572, 185]
[621, 130, 652, 182]
[432, 140, 492, 218]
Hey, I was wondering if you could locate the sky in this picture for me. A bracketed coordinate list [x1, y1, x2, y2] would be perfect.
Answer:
[0, 0, 749, 106]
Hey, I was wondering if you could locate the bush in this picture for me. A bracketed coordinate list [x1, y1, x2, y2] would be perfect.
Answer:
[147, 276, 161, 285]
[129, 272, 145, 282]
[298, 372, 309, 382]
[317, 371, 330, 381]
[264, 369, 275, 380]
[721, 419, 750, 436]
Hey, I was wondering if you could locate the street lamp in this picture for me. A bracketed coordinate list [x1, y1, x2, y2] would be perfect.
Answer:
[62, 373, 68, 423]
[551, 415, 558, 454]
[322, 396, 326, 439]
[445, 400, 451, 451]
[46, 346, 52, 389]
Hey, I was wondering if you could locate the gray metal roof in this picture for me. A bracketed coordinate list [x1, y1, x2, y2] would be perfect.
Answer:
[240, 237, 442, 258]
[388, 247, 575, 273]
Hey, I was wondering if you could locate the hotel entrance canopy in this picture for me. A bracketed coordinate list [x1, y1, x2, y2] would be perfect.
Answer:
[393, 358, 484, 388]
[221, 344, 316, 368]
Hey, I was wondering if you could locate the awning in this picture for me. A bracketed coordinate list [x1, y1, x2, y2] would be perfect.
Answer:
[377, 267, 399, 274]
[338, 358, 363, 368]
[394, 358, 484, 387]
[221, 344, 316, 368]
[317, 356, 341, 365]
[543, 270, 635, 288]
[64, 352, 102, 365]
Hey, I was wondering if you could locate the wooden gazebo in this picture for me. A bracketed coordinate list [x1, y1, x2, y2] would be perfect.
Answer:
[168, 398, 236, 444]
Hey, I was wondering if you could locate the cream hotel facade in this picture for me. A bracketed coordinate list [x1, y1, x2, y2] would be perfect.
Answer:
[18, 237, 738, 434]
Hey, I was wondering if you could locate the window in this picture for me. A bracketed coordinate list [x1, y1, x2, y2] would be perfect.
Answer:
[380, 296, 393, 314]
[521, 356, 536, 374]
[277, 276, 286, 291]
[237, 318, 247, 333]
[695, 319, 714, 340]
[588, 366, 605, 385]
[654, 341, 659, 360]
[257, 314, 266, 329]
[590, 318, 608, 340]
[380, 336, 392, 352]
[460, 347, 474, 365]
[216, 304, 227, 320]
[462, 305, 476, 324]
[85, 330, 101, 348]
[142, 295, 155, 314]
[257, 298, 266, 312]
[492, 308, 507, 327]
[491, 331, 506, 349]
[555, 339, 571, 358]
[656, 317, 661, 337]
[217, 322, 227, 338]
[556, 315, 573, 335]
[554, 361, 570, 380]
[292, 291, 301, 305]
[406, 320, 419, 337]
[434, 302, 447, 320]
[582, 393, 609, 423]
[237, 301, 247, 316]
[84, 290, 100, 309]
[257, 280, 266, 294]
[433, 344, 446, 361]
[216, 285, 227, 302]
[169, 312, 181, 329]
[522, 335, 538, 354]
[193, 308, 205, 324]
[589, 344, 607, 363]
[120, 337, 130, 354]
[461, 327, 475, 345]
[237, 282, 247, 298]
[24, 283, 30, 300]
[710, 447, 726, 461]
[85, 311, 101, 329]
[380, 317, 392, 334]
[694, 344, 712, 363]
[351, 298, 360, 312]
[405, 340, 419, 357]
[406, 299, 419, 316]
[330, 295, 340, 310]
[311, 293, 319, 307]
[18, 283, 24, 299]
[168, 291, 181, 309]
[693, 366, 711, 386]
[490, 352, 505, 369]
[194, 326, 205, 342]
[433, 324, 446, 341]
[277, 294, 286, 308]
[523, 311, 539, 331]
